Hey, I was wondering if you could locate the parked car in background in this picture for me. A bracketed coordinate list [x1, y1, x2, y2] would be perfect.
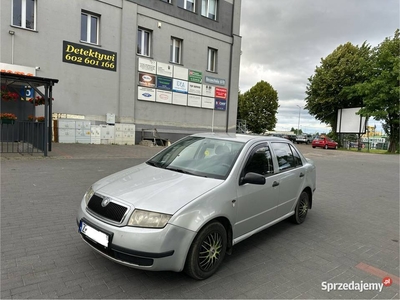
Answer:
[312, 136, 338, 149]
[296, 134, 313, 144]
[77, 133, 317, 280]
[287, 134, 297, 143]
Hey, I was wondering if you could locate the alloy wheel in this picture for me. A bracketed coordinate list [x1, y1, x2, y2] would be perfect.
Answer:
[198, 232, 223, 271]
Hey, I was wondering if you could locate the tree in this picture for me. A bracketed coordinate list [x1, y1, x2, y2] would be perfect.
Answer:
[290, 127, 302, 135]
[346, 30, 400, 153]
[305, 42, 371, 132]
[238, 81, 279, 134]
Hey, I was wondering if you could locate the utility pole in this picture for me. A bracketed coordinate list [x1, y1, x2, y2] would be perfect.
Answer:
[296, 105, 302, 134]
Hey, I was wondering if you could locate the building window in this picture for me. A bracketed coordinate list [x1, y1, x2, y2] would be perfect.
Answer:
[137, 28, 151, 56]
[170, 38, 182, 64]
[178, 0, 196, 12]
[207, 48, 217, 72]
[201, 0, 217, 20]
[12, 0, 36, 30]
[81, 11, 99, 44]
[160, 0, 171, 3]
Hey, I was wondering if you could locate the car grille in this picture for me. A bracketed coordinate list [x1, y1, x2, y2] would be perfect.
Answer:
[87, 194, 128, 223]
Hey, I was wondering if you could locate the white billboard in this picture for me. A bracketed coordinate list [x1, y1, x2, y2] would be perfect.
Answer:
[336, 107, 366, 134]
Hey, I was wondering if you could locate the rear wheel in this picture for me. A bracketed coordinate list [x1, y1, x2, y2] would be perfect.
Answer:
[292, 191, 310, 224]
[184, 222, 227, 280]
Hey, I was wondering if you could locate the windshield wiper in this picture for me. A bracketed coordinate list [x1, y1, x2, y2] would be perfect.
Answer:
[166, 167, 210, 178]
[146, 161, 162, 168]
[166, 167, 193, 174]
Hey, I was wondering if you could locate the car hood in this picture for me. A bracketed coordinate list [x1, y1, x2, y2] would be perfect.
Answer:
[93, 163, 223, 215]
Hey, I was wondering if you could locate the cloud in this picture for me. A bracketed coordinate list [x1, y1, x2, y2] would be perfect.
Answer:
[239, 0, 399, 133]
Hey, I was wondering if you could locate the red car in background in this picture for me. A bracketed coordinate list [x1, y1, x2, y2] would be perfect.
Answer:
[312, 136, 338, 149]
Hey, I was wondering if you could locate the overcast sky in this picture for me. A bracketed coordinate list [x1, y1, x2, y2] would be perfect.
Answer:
[239, 0, 399, 134]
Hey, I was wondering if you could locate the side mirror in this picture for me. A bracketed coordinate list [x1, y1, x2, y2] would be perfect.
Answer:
[240, 172, 266, 185]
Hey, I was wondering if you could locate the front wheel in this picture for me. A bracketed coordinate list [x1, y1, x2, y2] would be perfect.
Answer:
[291, 191, 310, 224]
[184, 222, 227, 280]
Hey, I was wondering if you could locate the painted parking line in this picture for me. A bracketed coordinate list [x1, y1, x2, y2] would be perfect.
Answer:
[355, 262, 400, 286]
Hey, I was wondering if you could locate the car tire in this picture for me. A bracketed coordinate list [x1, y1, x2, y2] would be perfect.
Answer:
[291, 191, 310, 224]
[184, 222, 227, 280]
[324, 145, 328, 149]
[312, 146, 316, 148]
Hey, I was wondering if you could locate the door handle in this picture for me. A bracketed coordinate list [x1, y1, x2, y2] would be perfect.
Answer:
[272, 181, 279, 187]
[299, 172, 305, 178]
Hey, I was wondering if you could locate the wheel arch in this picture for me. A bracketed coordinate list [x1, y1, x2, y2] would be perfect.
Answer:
[303, 186, 313, 209]
[189, 216, 233, 255]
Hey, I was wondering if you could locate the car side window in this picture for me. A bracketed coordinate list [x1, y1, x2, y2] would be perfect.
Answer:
[271, 142, 296, 171]
[243, 145, 274, 176]
[290, 145, 303, 167]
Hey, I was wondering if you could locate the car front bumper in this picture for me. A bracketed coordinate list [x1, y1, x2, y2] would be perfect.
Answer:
[76, 201, 196, 272]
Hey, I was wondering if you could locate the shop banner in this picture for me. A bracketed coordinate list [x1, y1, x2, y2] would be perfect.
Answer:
[62, 41, 117, 71]
[138, 86, 155, 101]
[157, 76, 173, 90]
[215, 87, 227, 100]
[138, 57, 156, 74]
[156, 90, 172, 104]
[188, 95, 201, 107]
[172, 79, 188, 93]
[188, 70, 202, 83]
[139, 73, 156, 87]
[188, 82, 202, 95]
[202, 85, 215, 97]
[157, 62, 173, 77]
[173, 66, 188, 80]
[215, 99, 227, 111]
[173, 92, 188, 106]
[205, 76, 226, 86]
[201, 97, 214, 109]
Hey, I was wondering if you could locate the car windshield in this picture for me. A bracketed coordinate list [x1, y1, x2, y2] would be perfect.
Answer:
[146, 136, 245, 180]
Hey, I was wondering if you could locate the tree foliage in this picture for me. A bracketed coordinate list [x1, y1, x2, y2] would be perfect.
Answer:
[238, 80, 279, 134]
[305, 30, 400, 153]
[305, 42, 371, 132]
[290, 127, 302, 135]
[346, 29, 400, 153]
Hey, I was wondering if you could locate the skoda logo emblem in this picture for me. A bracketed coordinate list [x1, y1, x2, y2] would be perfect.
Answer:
[101, 197, 111, 207]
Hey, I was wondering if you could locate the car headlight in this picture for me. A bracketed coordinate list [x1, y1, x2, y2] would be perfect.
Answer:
[128, 209, 171, 228]
[84, 186, 95, 205]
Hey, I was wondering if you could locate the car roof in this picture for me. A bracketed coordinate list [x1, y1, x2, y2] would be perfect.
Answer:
[191, 132, 290, 143]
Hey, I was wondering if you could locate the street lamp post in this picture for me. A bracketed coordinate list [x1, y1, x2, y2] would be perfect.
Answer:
[297, 105, 302, 134]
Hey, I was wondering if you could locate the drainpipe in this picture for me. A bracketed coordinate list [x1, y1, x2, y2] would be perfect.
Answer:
[226, 2, 235, 133]
[9, 30, 15, 64]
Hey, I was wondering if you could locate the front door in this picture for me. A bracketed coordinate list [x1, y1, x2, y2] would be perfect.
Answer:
[234, 143, 280, 239]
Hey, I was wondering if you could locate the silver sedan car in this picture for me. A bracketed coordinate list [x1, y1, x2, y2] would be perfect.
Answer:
[77, 133, 316, 280]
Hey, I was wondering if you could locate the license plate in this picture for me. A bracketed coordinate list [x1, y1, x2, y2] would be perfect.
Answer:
[79, 220, 109, 248]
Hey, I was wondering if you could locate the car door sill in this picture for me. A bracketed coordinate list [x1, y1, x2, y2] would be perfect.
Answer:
[233, 211, 295, 245]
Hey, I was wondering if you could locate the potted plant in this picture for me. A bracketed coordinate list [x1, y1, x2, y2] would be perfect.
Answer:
[36, 116, 45, 122]
[0, 113, 17, 124]
[29, 96, 54, 106]
[1, 86, 19, 102]
[27, 115, 36, 122]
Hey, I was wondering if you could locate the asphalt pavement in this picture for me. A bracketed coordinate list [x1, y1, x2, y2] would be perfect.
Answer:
[1, 143, 399, 299]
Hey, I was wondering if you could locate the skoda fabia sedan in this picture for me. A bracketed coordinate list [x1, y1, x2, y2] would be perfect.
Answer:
[77, 133, 316, 280]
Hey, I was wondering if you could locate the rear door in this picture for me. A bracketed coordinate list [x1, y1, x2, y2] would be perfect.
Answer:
[270, 142, 306, 217]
